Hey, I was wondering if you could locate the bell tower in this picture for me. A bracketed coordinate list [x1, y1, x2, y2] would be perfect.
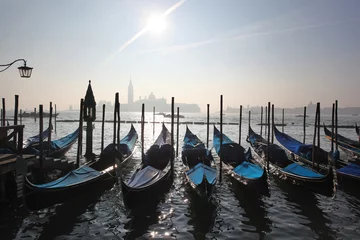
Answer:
[128, 79, 134, 104]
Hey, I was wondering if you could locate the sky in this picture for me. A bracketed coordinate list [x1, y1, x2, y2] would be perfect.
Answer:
[1, 0, 360, 112]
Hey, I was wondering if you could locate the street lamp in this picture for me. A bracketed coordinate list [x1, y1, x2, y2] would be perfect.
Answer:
[0, 59, 33, 78]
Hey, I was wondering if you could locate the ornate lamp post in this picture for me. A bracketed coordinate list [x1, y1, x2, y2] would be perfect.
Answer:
[0, 59, 33, 78]
[83, 80, 96, 159]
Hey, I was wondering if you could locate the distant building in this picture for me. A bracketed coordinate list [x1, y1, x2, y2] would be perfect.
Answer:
[128, 79, 134, 104]
[120, 80, 200, 112]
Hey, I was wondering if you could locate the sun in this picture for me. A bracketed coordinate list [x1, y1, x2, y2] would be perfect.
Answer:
[146, 14, 166, 34]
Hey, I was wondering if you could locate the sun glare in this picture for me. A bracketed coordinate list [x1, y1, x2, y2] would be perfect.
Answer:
[146, 14, 166, 34]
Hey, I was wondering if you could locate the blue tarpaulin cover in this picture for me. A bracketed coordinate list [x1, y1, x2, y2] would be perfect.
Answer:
[274, 127, 313, 156]
[186, 163, 217, 185]
[282, 163, 324, 178]
[338, 163, 360, 177]
[34, 165, 101, 189]
[233, 161, 263, 179]
[51, 128, 80, 149]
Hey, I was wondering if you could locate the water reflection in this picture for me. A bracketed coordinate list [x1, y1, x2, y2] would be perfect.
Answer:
[184, 184, 218, 239]
[16, 186, 107, 239]
[277, 180, 336, 240]
[123, 199, 162, 239]
[227, 176, 272, 238]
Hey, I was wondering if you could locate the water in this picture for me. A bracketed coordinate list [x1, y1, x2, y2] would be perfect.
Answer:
[1, 111, 360, 239]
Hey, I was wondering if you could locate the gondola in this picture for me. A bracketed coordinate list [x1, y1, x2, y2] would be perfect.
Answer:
[23, 127, 80, 158]
[324, 125, 360, 158]
[121, 123, 173, 206]
[181, 126, 217, 200]
[23, 124, 53, 148]
[213, 126, 266, 185]
[25, 124, 138, 210]
[247, 126, 333, 188]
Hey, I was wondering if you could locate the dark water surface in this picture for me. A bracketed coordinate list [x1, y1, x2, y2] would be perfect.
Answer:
[1, 111, 360, 239]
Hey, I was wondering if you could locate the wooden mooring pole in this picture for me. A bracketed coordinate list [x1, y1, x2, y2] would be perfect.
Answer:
[219, 95, 223, 182]
[34, 107, 37, 122]
[272, 104, 274, 144]
[264, 106, 267, 136]
[171, 97, 175, 180]
[117, 95, 120, 144]
[141, 103, 145, 161]
[260, 106, 263, 136]
[47, 102, 53, 156]
[101, 104, 105, 152]
[39, 105, 44, 174]
[282, 108, 284, 132]
[267, 102, 270, 172]
[14, 95, 19, 144]
[335, 100, 338, 151]
[206, 104, 210, 149]
[303, 106, 306, 144]
[239, 105, 242, 145]
[76, 99, 84, 168]
[55, 104, 57, 133]
[176, 107, 179, 157]
[2, 98, 5, 126]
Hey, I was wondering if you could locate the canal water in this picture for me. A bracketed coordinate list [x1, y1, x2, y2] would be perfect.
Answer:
[1, 111, 360, 239]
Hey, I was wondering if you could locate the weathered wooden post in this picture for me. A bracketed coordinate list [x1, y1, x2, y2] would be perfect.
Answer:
[39, 105, 44, 170]
[83, 80, 96, 159]
[76, 99, 84, 168]
[141, 103, 145, 161]
[260, 106, 263, 136]
[113, 93, 118, 146]
[272, 104, 274, 144]
[47, 102, 53, 156]
[206, 104, 210, 148]
[171, 97, 175, 180]
[117, 95, 120, 144]
[335, 100, 338, 152]
[239, 105, 242, 145]
[303, 106, 306, 144]
[14, 95, 19, 144]
[331, 103, 335, 154]
[55, 104, 57, 133]
[101, 104, 105, 152]
[0, 108, 2, 126]
[264, 106, 267, 136]
[312, 103, 319, 169]
[176, 107, 179, 157]
[282, 108, 284, 132]
[34, 107, 37, 122]
[219, 95, 223, 182]
[2, 98, 5, 126]
[267, 102, 270, 171]
[317, 102, 320, 170]
[14, 95, 19, 126]
[248, 110, 251, 137]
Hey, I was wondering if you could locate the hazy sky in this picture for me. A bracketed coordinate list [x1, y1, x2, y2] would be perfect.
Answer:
[1, 0, 360, 112]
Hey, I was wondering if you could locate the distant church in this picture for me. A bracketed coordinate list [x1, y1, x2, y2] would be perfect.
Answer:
[120, 79, 200, 113]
